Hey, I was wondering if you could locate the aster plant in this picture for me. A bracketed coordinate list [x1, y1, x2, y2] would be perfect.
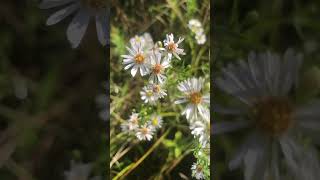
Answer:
[117, 31, 210, 179]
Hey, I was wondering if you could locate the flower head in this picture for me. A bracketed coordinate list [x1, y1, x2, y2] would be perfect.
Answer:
[188, 19, 202, 31]
[163, 33, 185, 60]
[214, 49, 320, 180]
[150, 83, 167, 99]
[136, 124, 154, 141]
[149, 114, 163, 129]
[195, 34, 206, 45]
[122, 42, 150, 77]
[148, 52, 170, 84]
[190, 110, 210, 148]
[121, 113, 139, 132]
[175, 77, 210, 121]
[191, 162, 205, 180]
[130, 33, 154, 51]
[140, 85, 158, 105]
[40, 0, 109, 48]
[188, 19, 206, 45]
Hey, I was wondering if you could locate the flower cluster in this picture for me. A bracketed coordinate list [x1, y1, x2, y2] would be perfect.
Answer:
[175, 77, 210, 179]
[188, 19, 206, 45]
[122, 33, 185, 78]
[121, 112, 163, 141]
[120, 32, 185, 141]
[120, 32, 210, 179]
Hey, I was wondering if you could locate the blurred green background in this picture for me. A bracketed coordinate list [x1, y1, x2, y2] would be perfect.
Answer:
[213, 0, 320, 179]
[0, 0, 107, 179]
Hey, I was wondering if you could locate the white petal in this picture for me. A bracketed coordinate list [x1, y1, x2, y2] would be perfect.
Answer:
[213, 120, 250, 134]
[66, 8, 90, 48]
[46, 3, 79, 25]
[131, 66, 138, 77]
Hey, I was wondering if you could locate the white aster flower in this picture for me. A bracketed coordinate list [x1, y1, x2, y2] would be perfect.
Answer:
[148, 52, 170, 84]
[136, 124, 154, 141]
[121, 113, 139, 132]
[163, 33, 185, 60]
[149, 114, 163, 129]
[188, 19, 206, 45]
[40, 0, 109, 48]
[191, 162, 205, 180]
[195, 34, 206, 45]
[188, 19, 202, 31]
[122, 42, 150, 77]
[140, 85, 158, 105]
[214, 49, 320, 180]
[190, 111, 210, 148]
[150, 83, 167, 99]
[175, 77, 210, 121]
[130, 33, 154, 51]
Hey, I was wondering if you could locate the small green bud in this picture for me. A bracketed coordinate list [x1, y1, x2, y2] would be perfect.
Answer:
[156, 41, 163, 48]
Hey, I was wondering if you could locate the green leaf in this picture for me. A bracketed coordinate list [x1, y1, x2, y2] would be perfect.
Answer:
[174, 148, 181, 158]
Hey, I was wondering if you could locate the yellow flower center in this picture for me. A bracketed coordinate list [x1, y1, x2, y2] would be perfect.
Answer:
[167, 42, 176, 52]
[152, 118, 159, 126]
[190, 92, 202, 104]
[141, 127, 149, 135]
[146, 90, 153, 97]
[134, 53, 145, 64]
[252, 97, 293, 137]
[131, 117, 138, 124]
[152, 64, 162, 74]
[82, 0, 107, 9]
[196, 165, 203, 173]
[134, 36, 142, 43]
[152, 85, 161, 93]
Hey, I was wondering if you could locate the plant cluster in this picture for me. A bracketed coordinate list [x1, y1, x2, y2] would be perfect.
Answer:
[119, 31, 210, 179]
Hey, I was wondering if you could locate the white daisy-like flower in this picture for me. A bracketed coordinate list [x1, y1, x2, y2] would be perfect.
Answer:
[163, 33, 185, 60]
[191, 162, 205, 180]
[121, 113, 139, 132]
[40, 0, 109, 48]
[188, 19, 202, 30]
[149, 114, 163, 129]
[188, 19, 206, 45]
[140, 85, 158, 105]
[195, 34, 206, 45]
[190, 110, 210, 147]
[148, 52, 170, 84]
[175, 77, 210, 121]
[136, 125, 154, 141]
[64, 160, 92, 180]
[150, 83, 167, 99]
[130, 33, 154, 51]
[214, 49, 320, 180]
[122, 42, 150, 77]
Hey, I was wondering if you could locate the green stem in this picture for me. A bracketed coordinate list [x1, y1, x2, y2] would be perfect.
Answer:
[113, 129, 171, 179]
